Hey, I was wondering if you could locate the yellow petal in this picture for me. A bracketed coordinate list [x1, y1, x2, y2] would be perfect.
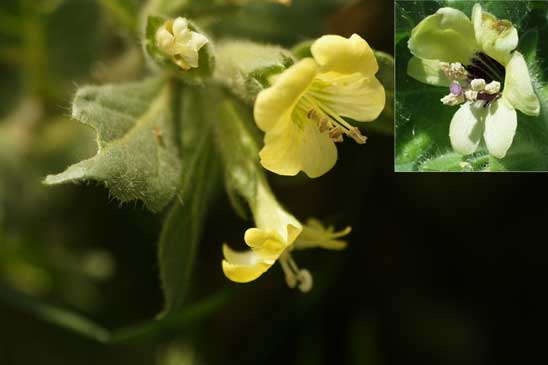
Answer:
[408, 7, 477, 64]
[259, 113, 337, 178]
[313, 71, 385, 122]
[471, 4, 517, 65]
[449, 102, 485, 155]
[484, 98, 517, 159]
[221, 246, 271, 283]
[503, 51, 540, 117]
[406, 57, 451, 87]
[293, 218, 351, 251]
[311, 34, 378, 76]
[244, 228, 287, 262]
[252, 180, 302, 241]
[254, 58, 317, 132]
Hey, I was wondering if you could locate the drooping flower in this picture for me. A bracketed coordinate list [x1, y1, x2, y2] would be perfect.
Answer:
[221, 180, 350, 292]
[155, 17, 209, 70]
[407, 3, 540, 159]
[254, 34, 385, 178]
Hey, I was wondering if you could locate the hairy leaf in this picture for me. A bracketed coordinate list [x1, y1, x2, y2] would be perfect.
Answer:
[158, 88, 221, 315]
[215, 40, 294, 103]
[45, 77, 182, 212]
[211, 93, 263, 209]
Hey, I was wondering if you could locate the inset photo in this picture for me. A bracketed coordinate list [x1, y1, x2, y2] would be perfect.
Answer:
[395, 1, 548, 172]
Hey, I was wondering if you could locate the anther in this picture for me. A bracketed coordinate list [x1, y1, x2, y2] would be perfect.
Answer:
[284, 272, 297, 288]
[318, 117, 329, 133]
[441, 93, 465, 106]
[307, 109, 319, 120]
[484, 81, 501, 95]
[470, 78, 486, 91]
[464, 90, 478, 102]
[296, 269, 313, 293]
[329, 127, 344, 142]
[347, 127, 367, 144]
[441, 62, 468, 80]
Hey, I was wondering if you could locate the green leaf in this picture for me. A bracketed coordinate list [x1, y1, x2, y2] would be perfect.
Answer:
[211, 93, 263, 207]
[215, 39, 294, 103]
[291, 39, 314, 59]
[209, 0, 355, 45]
[395, 1, 548, 171]
[45, 77, 182, 212]
[144, 15, 215, 84]
[158, 88, 221, 316]
[97, 0, 139, 33]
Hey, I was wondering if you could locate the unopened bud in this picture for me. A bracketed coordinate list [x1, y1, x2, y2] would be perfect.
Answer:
[155, 17, 209, 70]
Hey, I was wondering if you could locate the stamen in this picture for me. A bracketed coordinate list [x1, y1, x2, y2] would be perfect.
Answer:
[318, 117, 329, 133]
[464, 90, 478, 102]
[279, 252, 314, 292]
[296, 269, 313, 293]
[279, 254, 297, 288]
[329, 127, 344, 142]
[441, 93, 465, 106]
[440, 62, 468, 80]
[307, 109, 319, 120]
[484, 81, 501, 95]
[348, 127, 367, 144]
[470, 78, 486, 92]
[301, 94, 368, 145]
[442, 54, 504, 109]
[307, 109, 330, 133]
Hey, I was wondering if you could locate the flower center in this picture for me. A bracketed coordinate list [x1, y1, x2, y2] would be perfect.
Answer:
[466, 52, 506, 84]
[293, 84, 367, 144]
[440, 53, 505, 108]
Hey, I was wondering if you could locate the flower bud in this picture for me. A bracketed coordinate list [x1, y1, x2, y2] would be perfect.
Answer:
[155, 17, 209, 71]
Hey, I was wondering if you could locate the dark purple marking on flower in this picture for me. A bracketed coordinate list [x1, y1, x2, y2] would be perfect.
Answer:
[450, 82, 463, 96]
[478, 92, 502, 108]
[466, 52, 506, 84]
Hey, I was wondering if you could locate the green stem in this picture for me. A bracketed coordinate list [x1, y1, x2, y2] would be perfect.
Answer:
[21, 0, 48, 101]
[0, 12, 21, 37]
[0, 285, 234, 345]
[98, 0, 138, 33]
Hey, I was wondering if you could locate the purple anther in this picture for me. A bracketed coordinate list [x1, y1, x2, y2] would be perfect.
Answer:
[450, 82, 463, 96]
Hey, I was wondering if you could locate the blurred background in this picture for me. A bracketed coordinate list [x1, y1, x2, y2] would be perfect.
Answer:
[1, 0, 544, 364]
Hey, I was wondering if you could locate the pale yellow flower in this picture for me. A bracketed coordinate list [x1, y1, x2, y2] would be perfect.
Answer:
[254, 34, 385, 178]
[155, 17, 209, 70]
[407, 4, 540, 159]
[222, 180, 350, 292]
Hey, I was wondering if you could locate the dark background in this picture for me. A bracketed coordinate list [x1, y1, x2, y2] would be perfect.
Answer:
[1, 0, 545, 364]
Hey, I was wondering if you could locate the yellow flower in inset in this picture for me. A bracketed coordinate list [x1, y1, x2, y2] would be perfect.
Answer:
[407, 4, 540, 159]
[222, 180, 350, 292]
[155, 17, 209, 70]
[254, 34, 385, 178]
